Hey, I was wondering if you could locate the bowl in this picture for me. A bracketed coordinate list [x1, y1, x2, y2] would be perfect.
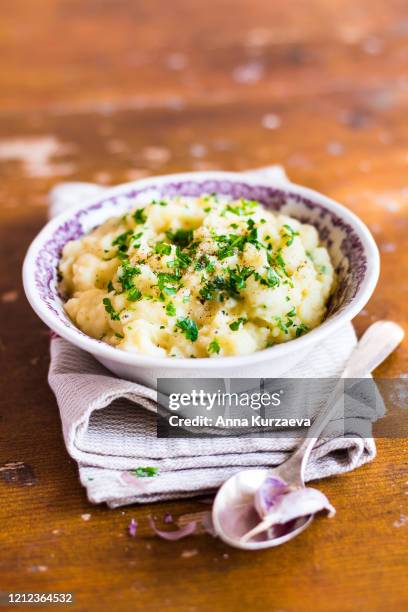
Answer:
[23, 171, 380, 387]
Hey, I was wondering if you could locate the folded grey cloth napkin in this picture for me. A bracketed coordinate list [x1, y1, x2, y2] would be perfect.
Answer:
[47, 167, 381, 507]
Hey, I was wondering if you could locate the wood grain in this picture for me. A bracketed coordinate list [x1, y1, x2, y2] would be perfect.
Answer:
[0, 1, 407, 610]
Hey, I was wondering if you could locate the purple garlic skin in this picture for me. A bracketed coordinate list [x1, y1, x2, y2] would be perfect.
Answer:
[262, 486, 335, 525]
[254, 475, 335, 527]
[149, 516, 197, 541]
[254, 476, 289, 518]
[244, 474, 336, 543]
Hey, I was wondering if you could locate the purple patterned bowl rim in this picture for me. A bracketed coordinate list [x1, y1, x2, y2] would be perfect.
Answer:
[23, 171, 380, 369]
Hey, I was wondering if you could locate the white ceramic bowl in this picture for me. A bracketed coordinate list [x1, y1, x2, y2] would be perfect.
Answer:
[23, 171, 379, 387]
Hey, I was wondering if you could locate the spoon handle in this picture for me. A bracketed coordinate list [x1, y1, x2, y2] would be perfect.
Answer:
[341, 321, 404, 378]
[278, 321, 404, 484]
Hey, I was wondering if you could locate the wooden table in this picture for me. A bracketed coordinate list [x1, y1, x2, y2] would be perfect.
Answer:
[0, 1, 407, 610]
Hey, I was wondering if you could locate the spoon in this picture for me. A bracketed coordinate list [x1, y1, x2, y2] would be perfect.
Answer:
[212, 321, 404, 550]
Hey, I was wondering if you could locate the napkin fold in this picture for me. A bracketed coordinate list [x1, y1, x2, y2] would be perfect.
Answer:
[47, 167, 381, 507]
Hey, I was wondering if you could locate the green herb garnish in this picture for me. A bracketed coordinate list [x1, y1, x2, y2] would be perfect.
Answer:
[112, 230, 133, 252]
[208, 338, 221, 354]
[202, 193, 218, 203]
[118, 259, 141, 291]
[175, 317, 198, 342]
[199, 266, 254, 301]
[157, 272, 182, 298]
[131, 467, 159, 478]
[155, 241, 172, 256]
[132, 231, 143, 248]
[214, 233, 247, 260]
[194, 254, 214, 272]
[267, 251, 290, 279]
[296, 323, 309, 337]
[262, 267, 280, 288]
[103, 298, 120, 321]
[168, 246, 191, 274]
[166, 228, 194, 248]
[229, 317, 247, 331]
[282, 224, 299, 246]
[133, 208, 147, 224]
[274, 316, 289, 334]
[165, 302, 176, 316]
[127, 286, 142, 301]
[224, 198, 259, 216]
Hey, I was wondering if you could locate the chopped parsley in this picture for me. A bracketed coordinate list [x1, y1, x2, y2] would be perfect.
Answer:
[267, 251, 290, 279]
[229, 317, 247, 331]
[194, 254, 214, 272]
[175, 317, 198, 342]
[200, 265, 254, 301]
[118, 259, 141, 291]
[202, 193, 218, 203]
[273, 310, 304, 335]
[155, 241, 172, 256]
[228, 266, 254, 292]
[157, 272, 182, 298]
[168, 246, 191, 274]
[224, 198, 259, 216]
[112, 230, 133, 252]
[133, 208, 147, 224]
[281, 224, 299, 246]
[131, 467, 159, 478]
[208, 338, 221, 354]
[132, 231, 143, 249]
[103, 298, 120, 321]
[274, 316, 289, 334]
[246, 219, 262, 249]
[265, 267, 280, 287]
[254, 266, 280, 288]
[296, 323, 309, 337]
[127, 286, 142, 301]
[165, 301, 176, 316]
[166, 228, 194, 248]
[214, 233, 247, 260]
[214, 220, 261, 260]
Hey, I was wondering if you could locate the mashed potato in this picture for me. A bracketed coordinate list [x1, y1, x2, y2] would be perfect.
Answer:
[59, 194, 335, 358]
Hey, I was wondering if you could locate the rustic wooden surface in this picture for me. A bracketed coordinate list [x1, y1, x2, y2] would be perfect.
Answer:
[0, 1, 407, 610]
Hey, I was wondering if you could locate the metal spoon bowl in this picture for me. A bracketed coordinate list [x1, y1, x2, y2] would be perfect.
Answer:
[213, 468, 313, 550]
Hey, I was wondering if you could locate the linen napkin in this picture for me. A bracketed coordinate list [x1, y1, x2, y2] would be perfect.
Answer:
[48, 167, 381, 507]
